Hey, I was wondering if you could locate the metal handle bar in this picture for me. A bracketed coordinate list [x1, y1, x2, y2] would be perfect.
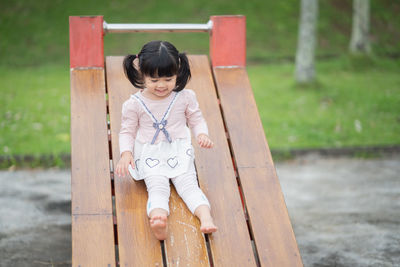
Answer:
[103, 20, 213, 33]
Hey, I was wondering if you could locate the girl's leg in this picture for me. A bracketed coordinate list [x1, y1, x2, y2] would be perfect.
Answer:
[171, 172, 217, 234]
[144, 175, 170, 240]
[194, 205, 218, 234]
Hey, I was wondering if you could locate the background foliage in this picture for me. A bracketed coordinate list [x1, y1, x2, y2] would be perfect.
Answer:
[1, 0, 399, 67]
[1, 0, 399, 165]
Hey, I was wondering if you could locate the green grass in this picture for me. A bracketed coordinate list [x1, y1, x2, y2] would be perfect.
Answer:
[1, 56, 399, 162]
[250, 56, 400, 149]
[0, 65, 70, 156]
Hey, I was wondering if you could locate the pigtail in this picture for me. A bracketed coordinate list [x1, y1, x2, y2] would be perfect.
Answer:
[175, 53, 191, 91]
[123, 54, 144, 89]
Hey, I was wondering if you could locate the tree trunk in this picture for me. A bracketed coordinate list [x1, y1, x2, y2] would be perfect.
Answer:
[295, 0, 318, 84]
[350, 0, 371, 54]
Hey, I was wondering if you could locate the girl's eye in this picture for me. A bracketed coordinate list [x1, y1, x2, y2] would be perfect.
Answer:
[166, 79, 172, 82]
[151, 80, 158, 82]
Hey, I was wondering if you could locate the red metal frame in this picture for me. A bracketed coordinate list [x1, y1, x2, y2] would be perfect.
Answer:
[69, 16, 104, 68]
[69, 15, 246, 69]
[210, 15, 246, 67]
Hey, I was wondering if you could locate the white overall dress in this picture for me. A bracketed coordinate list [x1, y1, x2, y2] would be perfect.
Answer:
[128, 91, 195, 181]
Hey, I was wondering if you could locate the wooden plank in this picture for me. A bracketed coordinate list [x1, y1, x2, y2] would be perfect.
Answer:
[189, 55, 257, 266]
[106, 56, 163, 266]
[72, 215, 116, 267]
[165, 187, 210, 266]
[213, 67, 303, 266]
[70, 68, 115, 266]
[114, 178, 163, 266]
[107, 56, 210, 266]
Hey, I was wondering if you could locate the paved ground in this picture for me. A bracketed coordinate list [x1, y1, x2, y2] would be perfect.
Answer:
[0, 155, 399, 266]
[277, 154, 400, 267]
[0, 170, 71, 267]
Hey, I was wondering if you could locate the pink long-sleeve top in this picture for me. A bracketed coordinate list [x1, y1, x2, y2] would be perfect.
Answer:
[119, 89, 208, 155]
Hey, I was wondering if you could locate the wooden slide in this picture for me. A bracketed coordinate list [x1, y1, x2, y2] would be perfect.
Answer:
[70, 15, 303, 267]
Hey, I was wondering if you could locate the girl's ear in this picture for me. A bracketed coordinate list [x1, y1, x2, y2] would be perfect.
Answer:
[175, 53, 191, 91]
[123, 54, 144, 88]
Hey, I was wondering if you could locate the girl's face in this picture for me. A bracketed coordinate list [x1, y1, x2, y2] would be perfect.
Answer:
[143, 75, 177, 100]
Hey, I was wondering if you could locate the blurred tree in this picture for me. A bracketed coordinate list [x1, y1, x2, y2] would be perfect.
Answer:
[349, 0, 371, 54]
[295, 0, 318, 84]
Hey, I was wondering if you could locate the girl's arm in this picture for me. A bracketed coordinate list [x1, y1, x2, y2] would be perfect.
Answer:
[119, 100, 139, 155]
[185, 90, 213, 148]
[117, 100, 139, 177]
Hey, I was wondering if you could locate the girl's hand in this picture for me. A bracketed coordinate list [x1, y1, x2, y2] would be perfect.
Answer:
[116, 151, 135, 177]
[197, 134, 214, 149]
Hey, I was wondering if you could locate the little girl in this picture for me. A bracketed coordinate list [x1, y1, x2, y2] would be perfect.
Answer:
[115, 40, 217, 240]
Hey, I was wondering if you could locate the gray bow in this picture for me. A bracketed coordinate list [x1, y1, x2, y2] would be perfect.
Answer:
[151, 120, 171, 144]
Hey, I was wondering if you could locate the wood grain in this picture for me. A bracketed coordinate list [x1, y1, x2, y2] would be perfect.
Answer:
[72, 215, 116, 267]
[189, 56, 257, 267]
[213, 67, 303, 266]
[165, 186, 210, 266]
[70, 68, 115, 266]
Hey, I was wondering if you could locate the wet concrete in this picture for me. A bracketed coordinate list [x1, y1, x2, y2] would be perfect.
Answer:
[0, 155, 399, 266]
[0, 170, 71, 267]
[277, 155, 400, 267]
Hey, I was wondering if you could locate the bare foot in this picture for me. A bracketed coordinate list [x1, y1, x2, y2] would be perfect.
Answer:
[150, 215, 168, 240]
[194, 205, 218, 234]
[200, 217, 218, 234]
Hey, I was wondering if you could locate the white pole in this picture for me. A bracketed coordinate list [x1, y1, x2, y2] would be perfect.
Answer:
[103, 21, 213, 33]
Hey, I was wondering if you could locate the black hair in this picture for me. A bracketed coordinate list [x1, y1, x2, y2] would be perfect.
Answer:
[123, 40, 191, 92]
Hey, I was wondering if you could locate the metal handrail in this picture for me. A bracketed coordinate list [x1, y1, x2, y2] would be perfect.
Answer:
[103, 20, 213, 33]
